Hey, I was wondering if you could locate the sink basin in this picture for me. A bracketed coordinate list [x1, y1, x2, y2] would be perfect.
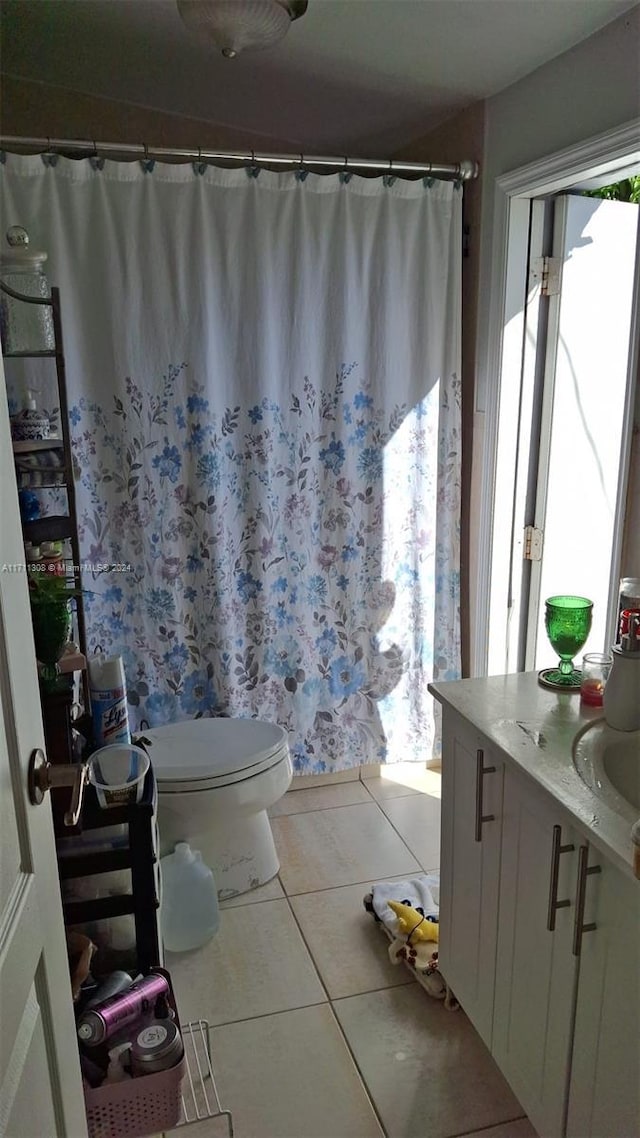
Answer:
[573, 720, 640, 821]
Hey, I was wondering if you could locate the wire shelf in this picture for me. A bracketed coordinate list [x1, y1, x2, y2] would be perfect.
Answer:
[178, 1019, 233, 1136]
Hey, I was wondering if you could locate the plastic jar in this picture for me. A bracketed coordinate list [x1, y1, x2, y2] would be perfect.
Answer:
[130, 1020, 184, 1076]
[0, 226, 55, 353]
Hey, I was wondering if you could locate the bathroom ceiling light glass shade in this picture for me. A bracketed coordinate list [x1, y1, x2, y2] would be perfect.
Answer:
[177, 0, 308, 58]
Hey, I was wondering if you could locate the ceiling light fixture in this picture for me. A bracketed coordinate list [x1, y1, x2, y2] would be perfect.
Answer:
[177, 0, 308, 59]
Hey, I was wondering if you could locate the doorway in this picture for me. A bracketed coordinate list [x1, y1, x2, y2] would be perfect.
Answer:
[483, 126, 640, 678]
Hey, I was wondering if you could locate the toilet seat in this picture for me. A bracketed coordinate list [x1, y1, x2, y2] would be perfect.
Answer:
[143, 717, 289, 793]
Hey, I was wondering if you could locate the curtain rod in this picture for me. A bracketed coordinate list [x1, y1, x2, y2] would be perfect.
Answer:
[0, 136, 479, 181]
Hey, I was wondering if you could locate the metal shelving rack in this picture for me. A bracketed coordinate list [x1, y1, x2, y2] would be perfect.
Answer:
[1, 279, 91, 752]
[179, 1020, 234, 1135]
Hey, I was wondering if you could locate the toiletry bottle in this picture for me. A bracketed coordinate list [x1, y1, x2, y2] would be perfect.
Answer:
[603, 613, 640, 732]
[83, 970, 133, 1010]
[88, 653, 131, 746]
[77, 973, 169, 1046]
[105, 1042, 131, 1083]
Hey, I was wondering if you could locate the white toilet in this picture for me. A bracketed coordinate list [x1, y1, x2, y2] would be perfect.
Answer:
[144, 717, 292, 900]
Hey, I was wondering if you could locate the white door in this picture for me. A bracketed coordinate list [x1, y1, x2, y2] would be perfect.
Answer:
[493, 768, 579, 1138]
[529, 195, 639, 666]
[567, 847, 640, 1138]
[489, 193, 639, 675]
[0, 368, 87, 1137]
[438, 708, 503, 1047]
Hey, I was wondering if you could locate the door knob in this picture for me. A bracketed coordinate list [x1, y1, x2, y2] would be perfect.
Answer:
[28, 748, 88, 827]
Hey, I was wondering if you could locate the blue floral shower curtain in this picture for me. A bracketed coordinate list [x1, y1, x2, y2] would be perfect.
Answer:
[1, 155, 461, 772]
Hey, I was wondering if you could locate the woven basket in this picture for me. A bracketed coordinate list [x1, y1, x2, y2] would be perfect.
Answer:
[83, 1054, 185, 1138]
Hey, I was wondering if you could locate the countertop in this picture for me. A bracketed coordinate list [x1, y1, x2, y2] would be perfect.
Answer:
[429, 671, 639, 881]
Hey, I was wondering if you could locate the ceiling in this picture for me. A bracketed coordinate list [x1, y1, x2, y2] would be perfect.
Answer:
[1, 0, 637, 154]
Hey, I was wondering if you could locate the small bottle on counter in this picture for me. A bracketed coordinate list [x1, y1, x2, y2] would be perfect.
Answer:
[603, 613, 640, 731]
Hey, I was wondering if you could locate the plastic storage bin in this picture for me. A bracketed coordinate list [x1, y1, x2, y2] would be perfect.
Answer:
[83, 1054, 185, 1138]
[82, 968, 184, 1138]
[160, 843, 220, 952]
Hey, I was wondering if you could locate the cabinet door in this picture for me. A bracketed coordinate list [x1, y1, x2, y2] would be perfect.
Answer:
[439, 708, 503, 1046]
[567, 848, 640, 1138]
[493, 767, 579, 1138]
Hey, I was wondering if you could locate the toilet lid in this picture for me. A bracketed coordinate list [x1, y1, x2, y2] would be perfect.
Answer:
[143, 717, 289, 791]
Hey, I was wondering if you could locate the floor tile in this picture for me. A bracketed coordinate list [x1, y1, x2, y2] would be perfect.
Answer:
[269, 780, 371, 817]
[203, 1005, 384, 1138]
[333, 985, 524, 1138]
[379, 792, 441, 870]
[219, 876, 284, 908]
[364, 762, 442, 802]
[459, 1120, 536, 1138]
[168, 1120, 230, 1138]
[272, 802, 420, 894]
[165, 899, 325, 1026]
[290, 880, 416, 999]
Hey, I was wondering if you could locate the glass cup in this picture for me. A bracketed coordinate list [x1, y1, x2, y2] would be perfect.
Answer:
[579, 652, 613, 707]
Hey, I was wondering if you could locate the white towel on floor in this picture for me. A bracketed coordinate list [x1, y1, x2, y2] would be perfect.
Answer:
[371, 874, 439, 931]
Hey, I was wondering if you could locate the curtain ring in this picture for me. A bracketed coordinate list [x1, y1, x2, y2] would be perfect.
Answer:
[92, 139, 98, 159]
[251, 149, 256, 164]
[388, 159, 393, 171]
[143, 141, 149, 162]
[343, 156, 348, 170]
[298, 152, 304, 169]
[198, 146, 202, 163]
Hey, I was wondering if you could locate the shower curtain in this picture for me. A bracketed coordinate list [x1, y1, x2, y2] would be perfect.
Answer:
[1, 154, 461, 772]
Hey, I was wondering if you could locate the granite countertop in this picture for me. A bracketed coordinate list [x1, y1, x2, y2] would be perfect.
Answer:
[429, 671, 639, 880]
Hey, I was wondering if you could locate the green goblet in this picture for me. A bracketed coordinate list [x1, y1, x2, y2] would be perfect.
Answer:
[539, 595, 593, 691]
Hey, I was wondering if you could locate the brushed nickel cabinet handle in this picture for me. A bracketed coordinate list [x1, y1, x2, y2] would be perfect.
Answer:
[475, 749, 496, 842]
[572, 844, 601, 957]
[546, 824, 575, 931]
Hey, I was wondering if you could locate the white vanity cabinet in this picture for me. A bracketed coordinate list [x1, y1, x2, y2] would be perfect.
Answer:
[437, 700, 640, 1138]
[439, 707, 504, 1047]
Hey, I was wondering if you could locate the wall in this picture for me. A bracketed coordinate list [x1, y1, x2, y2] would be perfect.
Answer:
[3, 8, 639, 668]
[0, 74, 300, 153]
[393, 102, 486, 676]
[477, 3, 640, 413]
[406, 7, 640, 674]
[476, 5, 640, 672]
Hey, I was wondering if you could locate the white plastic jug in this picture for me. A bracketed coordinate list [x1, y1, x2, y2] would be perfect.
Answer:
[160, 843, 220, 952]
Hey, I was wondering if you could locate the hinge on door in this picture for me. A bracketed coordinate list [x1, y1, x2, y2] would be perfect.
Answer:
[523, 525, 544, 561]
[530, 256, 561, 297]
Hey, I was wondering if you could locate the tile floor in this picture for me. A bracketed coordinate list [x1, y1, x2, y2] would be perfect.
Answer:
[165, 764, 538, 1138]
